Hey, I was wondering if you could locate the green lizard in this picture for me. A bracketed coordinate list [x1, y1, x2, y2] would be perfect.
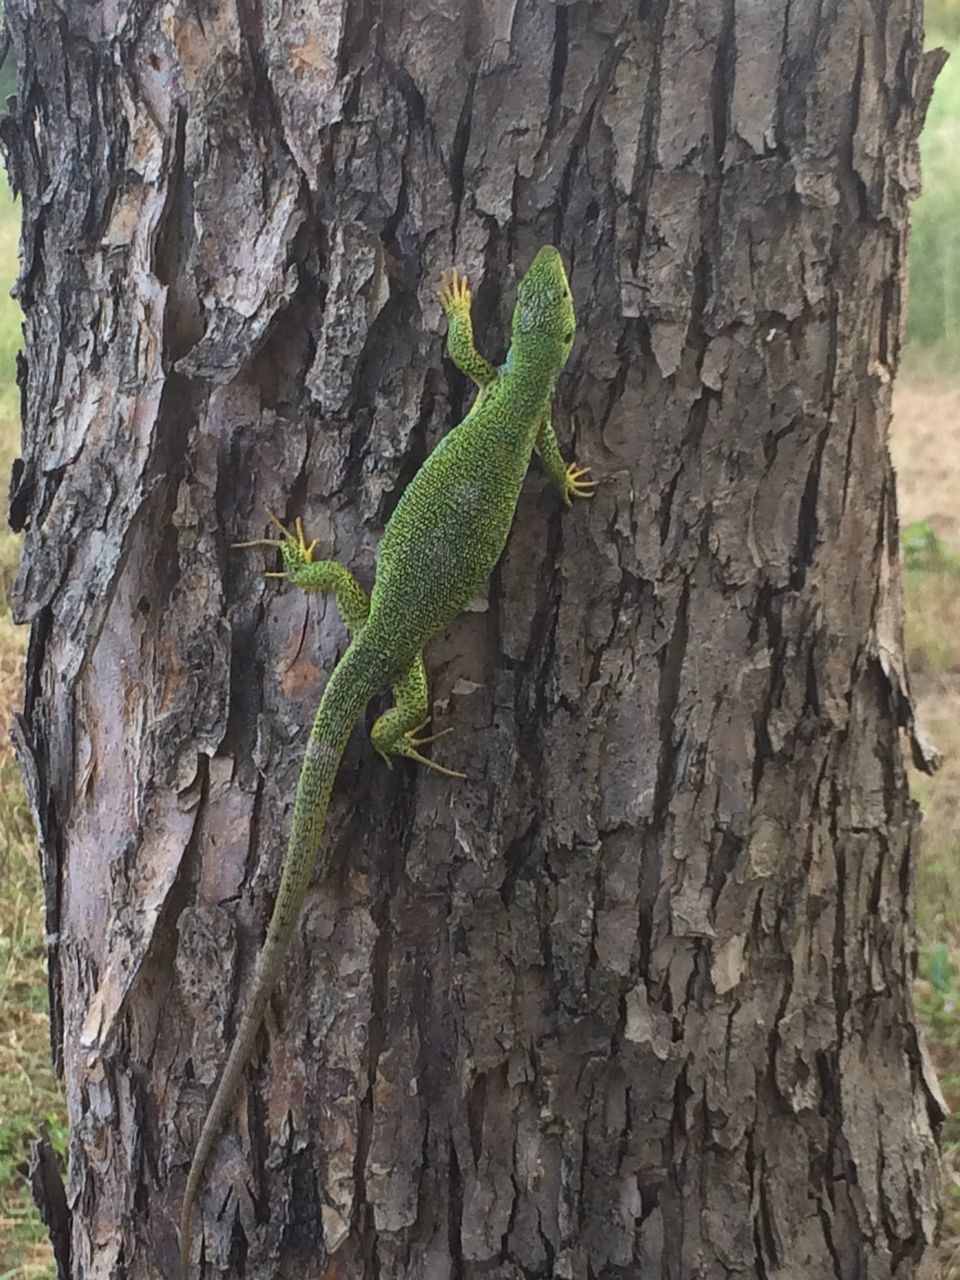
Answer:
[178, 244, 593, 1273]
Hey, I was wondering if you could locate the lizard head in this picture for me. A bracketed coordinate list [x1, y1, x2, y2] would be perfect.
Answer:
[511, 244, 576, 374]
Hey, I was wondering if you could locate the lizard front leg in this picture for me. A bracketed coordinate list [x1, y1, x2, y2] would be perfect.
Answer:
[439, 267, 497, 390]
[371, 655, 464, 779]
[535, 417, 597, 506]
[235, 512, 370, 633]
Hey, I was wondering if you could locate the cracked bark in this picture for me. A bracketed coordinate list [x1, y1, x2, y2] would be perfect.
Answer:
[2, 0, 946, 1276]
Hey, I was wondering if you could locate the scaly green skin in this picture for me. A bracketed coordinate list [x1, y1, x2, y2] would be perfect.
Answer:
[178, 245, 593, 1274]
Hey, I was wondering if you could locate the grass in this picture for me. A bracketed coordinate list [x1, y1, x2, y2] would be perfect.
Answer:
[889, 30, 960, 1267]
[904, 556, 960, 1276]
[910, 4, 960, 350]
[0, 175, 65, 1276]
[893, 486, 960, 1272]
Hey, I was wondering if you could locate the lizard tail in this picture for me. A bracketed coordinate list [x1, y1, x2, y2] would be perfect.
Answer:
[179, 638, 389, 1276]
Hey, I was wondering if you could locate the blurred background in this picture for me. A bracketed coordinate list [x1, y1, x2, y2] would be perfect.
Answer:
[890, 10, 960, 1279]
[0, 45, 68, 1280]
[0, 10, 958, 1277]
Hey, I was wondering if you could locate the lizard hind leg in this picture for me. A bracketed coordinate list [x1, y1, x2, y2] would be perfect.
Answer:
[371, 655, 465, 779]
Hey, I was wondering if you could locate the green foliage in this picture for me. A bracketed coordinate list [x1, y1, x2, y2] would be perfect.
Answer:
[0, 183, 19, 418]
[907, 32, 960, 352]
[928, 941, 953, 994]
[927, 0, 960, 41]
[0, 41, 15, 106]
[902, 517, 960, 570]
[918, 950, 960, 1050]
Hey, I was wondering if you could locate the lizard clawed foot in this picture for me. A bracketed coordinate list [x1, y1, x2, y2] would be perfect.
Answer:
[271, 511, 320, 564]
[439, 267, 471, 315]
[563, 463, 598, 506]
[406, 718, 456, 749]
[401, 739, 466, 780]
[233, 510, 320, 576]
[377, 718, 465, 779]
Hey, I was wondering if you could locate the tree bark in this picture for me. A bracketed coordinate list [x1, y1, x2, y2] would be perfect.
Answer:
[2, 0, 945, 1276]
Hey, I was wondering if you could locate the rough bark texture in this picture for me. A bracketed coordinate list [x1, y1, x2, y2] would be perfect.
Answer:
[2, 0, 946, 1277]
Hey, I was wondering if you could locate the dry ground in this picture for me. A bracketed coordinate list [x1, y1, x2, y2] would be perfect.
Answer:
[892, 382, 960, 546]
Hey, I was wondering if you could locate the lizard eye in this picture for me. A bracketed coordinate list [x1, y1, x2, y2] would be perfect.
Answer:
[563, 330, 573, 343]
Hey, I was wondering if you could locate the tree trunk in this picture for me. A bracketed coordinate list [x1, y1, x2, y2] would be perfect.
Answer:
[2, 1, 945, 1276]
